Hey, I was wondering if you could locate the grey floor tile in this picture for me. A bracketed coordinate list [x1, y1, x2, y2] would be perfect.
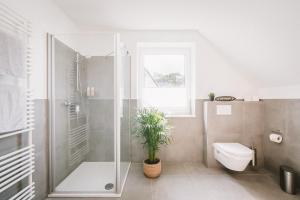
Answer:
[121, 165, 152, 200]
[47, 163, 300, 200]
[128, 162, 143, 173]
[161, 162, 188, 176]
[232, 174, 300, 200]
[191, 174, 257, 200]
[184, 162, 224, 176]
[152, 175, 198, 200]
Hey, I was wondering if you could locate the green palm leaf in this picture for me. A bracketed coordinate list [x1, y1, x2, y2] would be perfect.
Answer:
[134, 108, 172, 164]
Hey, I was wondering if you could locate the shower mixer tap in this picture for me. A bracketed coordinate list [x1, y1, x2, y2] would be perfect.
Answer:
[64, 100, 73, 106]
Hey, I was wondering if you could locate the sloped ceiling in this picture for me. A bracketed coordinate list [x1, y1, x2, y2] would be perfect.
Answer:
[53, 0, 300, 88]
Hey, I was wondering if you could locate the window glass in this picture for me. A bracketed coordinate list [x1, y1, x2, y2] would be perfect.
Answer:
[144, 55, 185, 88]
[138, 44, 194, 116]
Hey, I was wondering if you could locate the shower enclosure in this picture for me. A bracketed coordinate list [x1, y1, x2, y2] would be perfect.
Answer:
[47, 33, 131, 197]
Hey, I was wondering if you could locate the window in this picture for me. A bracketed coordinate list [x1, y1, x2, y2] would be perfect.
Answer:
[138, 43, 195, 116]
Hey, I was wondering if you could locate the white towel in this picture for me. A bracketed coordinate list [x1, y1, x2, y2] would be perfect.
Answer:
[0, 78, 27, 133]
[0, 29, 26, 78]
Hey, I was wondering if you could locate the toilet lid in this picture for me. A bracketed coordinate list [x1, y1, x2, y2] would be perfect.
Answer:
[214, 143, 253, 157]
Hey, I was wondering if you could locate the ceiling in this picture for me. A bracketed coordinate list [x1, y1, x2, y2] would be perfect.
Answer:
[53, 0, 300, 88]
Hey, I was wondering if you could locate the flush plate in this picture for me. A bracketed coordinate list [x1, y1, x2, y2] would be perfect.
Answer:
[216, 105, 232, 115]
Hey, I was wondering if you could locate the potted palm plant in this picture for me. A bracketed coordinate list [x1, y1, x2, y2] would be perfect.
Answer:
[208, 92, 215, 101]
[135, 108, 172, 178]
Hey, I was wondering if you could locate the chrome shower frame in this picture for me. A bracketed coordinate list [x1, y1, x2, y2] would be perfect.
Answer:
[47, 33, 131, 198]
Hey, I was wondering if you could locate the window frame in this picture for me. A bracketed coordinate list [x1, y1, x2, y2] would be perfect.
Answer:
[137, 42, 196, 117]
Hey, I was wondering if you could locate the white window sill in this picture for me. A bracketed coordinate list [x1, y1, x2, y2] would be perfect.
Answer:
[166, 114, 196, 118]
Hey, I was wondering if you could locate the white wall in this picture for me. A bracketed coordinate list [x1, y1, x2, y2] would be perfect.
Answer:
[3, 0, 291, 100]
[259, 85, 300, 99]
[53, 0, 300, 95]
[62, 30, 299, 100]
[46, 30, 259, 100]
[1, 0, 79, 99]
[56, 32, 115, 57]
[120, 30, 258, 99]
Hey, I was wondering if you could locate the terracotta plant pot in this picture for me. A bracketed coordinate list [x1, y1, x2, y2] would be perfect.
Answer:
[143, 159, 161, 178]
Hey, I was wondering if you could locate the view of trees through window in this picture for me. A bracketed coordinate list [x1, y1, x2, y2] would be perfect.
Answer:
[144, 55, 185, 88]
[140, 46, 193, 115]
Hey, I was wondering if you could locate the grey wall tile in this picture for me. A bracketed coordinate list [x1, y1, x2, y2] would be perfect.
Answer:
[206, 101, 243, 134]
[86, 56, 114, 99]
[87, 131, 114, 161]
[53, 38, 84, 187]
[86, 99, 115, 161]
[131, 99, 204, 163]
[32, 100, 49, 200]
[51, 38, 90, 191]
[263, 99, 300, 188]
[0, 135, 24, 199]
[0, 99, 49, 200]
[54, 39, 76, 100]
[203, 101, 264, 168]
[121, 99, 131, 162]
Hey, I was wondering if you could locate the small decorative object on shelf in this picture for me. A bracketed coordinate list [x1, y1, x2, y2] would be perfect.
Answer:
[215, 96, 236, 101]
[208, 92, 215, 101]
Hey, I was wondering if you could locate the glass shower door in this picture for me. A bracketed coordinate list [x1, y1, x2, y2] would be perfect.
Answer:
[118, 40, 131, 192]
[48, 32, 130, 197]
[48, 33, 117, 196]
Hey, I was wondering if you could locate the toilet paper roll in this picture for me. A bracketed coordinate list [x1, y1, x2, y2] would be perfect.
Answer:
[269, 133, 283, 143]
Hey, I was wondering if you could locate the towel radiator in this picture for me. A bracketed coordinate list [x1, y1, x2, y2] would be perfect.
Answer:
[67, 53, 89, 166]
[0, 2, 35, 200]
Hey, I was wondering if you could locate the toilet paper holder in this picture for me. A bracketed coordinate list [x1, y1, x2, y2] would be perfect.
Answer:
[269, 130, 283, 144]
[272, 130, 282, 134]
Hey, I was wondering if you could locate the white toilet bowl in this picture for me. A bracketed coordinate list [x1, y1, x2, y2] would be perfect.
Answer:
[213, 143, 253, 171]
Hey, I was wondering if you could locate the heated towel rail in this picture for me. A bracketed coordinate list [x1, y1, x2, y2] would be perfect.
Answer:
[67, 53, 89, 166]
[0, 2, 35, 200]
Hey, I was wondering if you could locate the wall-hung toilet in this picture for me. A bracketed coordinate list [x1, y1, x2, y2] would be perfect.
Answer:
[213, 143, 254, 171]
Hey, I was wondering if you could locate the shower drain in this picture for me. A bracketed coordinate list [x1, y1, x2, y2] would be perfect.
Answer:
[105, 183, 114, 190]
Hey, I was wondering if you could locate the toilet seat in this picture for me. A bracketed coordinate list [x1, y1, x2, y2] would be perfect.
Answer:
[214, 143, 253, 157]
[213, 143, 254, 171]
